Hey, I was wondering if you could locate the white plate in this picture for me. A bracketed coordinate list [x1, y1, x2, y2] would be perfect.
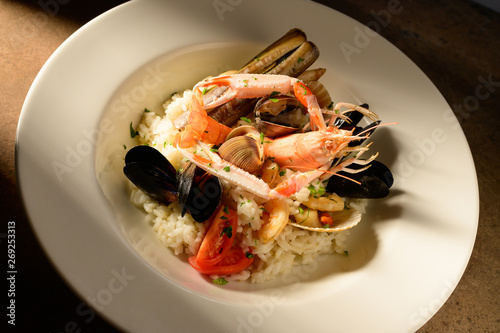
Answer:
[16, 0, 478, 332]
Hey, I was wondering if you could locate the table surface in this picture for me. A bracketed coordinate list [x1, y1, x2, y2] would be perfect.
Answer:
[1, 0, 499, 332]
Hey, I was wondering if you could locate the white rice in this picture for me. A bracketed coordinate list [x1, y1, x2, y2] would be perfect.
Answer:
[129, 90, 360, 284]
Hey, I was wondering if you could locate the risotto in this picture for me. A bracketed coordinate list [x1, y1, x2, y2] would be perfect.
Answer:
[128, 90, 362, 284]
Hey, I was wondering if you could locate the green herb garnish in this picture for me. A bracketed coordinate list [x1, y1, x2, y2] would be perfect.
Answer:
[223, 166, 230, 172]
[129, 122, 139, 138]
[245, 252, 254, 259]
[213, 277, 229, 285]
[240, 117, 251, 123]
[221, 226, 233, 238]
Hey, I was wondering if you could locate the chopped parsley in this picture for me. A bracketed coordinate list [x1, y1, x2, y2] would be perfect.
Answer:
[260, 132, 265, 144]
[298, 57, 304, 63]
[344, 251, 349, 256]
[129, 122, 139, 138]
[123, 145, 127, 150]
[223, 206, 229, 214]
[221, 226, 233, 238]
[307, 184, 325, 197]
[279, 170, 286, 177]
[240, 117, 251, 123]
[144, 108, 151, 113]
[223, 166, 230, 172]
[245, 252, 254, 259]
[213, 277, 228, 285]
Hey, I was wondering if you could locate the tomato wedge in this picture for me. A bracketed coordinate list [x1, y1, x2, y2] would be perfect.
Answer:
[194, 205, 238, 268]
[189, 247, 254, 275]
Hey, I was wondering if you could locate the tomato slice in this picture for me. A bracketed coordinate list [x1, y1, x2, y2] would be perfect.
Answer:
[194, 205, 238, 268]
[189, 247, 254, 275]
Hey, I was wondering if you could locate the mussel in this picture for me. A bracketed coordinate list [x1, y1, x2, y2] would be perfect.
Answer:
[124, 145, 222, 222]
[177, 159, 223, 222]
[326, 160, 394, 198]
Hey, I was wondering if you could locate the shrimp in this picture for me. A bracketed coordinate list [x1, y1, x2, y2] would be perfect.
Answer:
[177, 73, 382, 199]
[173, 94, 232, 148]
[258, 199, 290, 243]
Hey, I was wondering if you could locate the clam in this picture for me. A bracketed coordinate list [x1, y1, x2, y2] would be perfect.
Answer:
[254, 95, 303, 138]
[124, 145, 222, 222]
[218, 126, 265, 174]
[289, 207, 362, 232]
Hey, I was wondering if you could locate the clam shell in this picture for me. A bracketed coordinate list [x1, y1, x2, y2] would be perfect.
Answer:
[289, 207, 361, 232]
[254, 95, 302, 138]
[218, 135, 264, 174]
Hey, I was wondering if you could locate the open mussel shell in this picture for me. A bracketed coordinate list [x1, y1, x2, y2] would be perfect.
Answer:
[254, 95, 302, 138]
[290, 208, 361, 232]
[176, 159, 196, 216]
[177, 160, 222, 223]
[124, 146, 222, 222]
[326, 160, 394, 198]
[218, 126, 265, 173]
[124, 146, 178, 205]
[125, 145, 177, 179]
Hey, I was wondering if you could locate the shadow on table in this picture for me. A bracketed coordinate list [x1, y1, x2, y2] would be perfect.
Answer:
[8, 0, 130, 24]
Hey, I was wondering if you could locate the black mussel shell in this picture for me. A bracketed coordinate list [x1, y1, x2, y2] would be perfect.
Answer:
[124, 145, 178, 205]
[333, 103, 368, 129]
[185, 173, 222, 223]
[125, 145, 177, 184]
[349, 120, 381, 147]
[177, 160, 197, 217]
[124, 162, 178, 204]
[177, 160, 222, 223]
[326, 160, 394, 198]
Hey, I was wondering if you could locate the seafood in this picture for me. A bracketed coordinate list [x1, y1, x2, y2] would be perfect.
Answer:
[173, 94, 232, 149]
[290, 208, 362, 233]
[258, 199, 290, 243]
[124, 145, 222, 222]
[176, 73, 381, 202]
[217, 126, 265, 174]
[124, 28, 395, 282]
[206, 28, 319, 126]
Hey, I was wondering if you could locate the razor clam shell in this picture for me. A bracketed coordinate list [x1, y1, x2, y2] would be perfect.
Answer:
[289, 208, 361, 232]
[239, 28, 307, 74]
[266, 41, 319, 77]
[305, 80, 333, 109]
[208, 29, 319, 126]
[297, 68, 326, 82]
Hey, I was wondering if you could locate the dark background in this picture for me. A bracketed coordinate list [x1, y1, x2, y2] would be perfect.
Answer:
[1, 0, 499, 332]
